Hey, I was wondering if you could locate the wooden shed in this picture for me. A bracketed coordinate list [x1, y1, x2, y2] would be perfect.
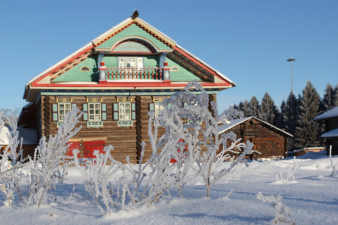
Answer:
[314, 106, 338, 155]
[218, 116, 293, 159]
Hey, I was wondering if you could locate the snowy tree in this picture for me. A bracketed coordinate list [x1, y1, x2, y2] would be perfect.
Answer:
[323, 83, 335, 110]
[242, 100, 250, 117]
[153, 81, 253, 198]
[248, 96, 260, 117]
[295, 81, 321, 149]
[26, 107, 82, 206]
[335, 84, 338, 107]
[282, 92, 299, 135]
[0, 110, 24, 206]
[258, 92, 278, 125]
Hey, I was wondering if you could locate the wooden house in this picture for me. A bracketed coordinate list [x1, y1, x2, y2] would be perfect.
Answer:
[314, 106, 338, 155]
[218, 116, 293, 159]
[19, 12, 235, 163]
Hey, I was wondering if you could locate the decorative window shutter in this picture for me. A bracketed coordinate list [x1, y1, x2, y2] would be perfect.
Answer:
[52, 104, 58, 121]
[113, 103, 119, 121]
[101, 103, 107, 121]
[131, 102, 136, 120]
[72, 103, 77, 110]
[149, 103, 154, 111]
[83, 103, 88, 121]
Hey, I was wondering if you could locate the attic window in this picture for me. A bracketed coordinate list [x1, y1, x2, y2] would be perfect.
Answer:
[170, 66, 179, 72]
[81, 66, 90, 72]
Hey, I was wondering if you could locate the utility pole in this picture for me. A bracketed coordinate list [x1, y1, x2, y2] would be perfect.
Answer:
[287, 57, 296, 93]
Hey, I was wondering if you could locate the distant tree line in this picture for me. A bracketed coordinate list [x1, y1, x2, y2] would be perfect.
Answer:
[234, 82, 338, 150]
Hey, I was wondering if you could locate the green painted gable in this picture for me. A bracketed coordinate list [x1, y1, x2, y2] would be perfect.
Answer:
[166, 58, 202, 82]
[53, 56, 98, 83]
[52, 55, 203, 83]
[96, 24, 171, 51]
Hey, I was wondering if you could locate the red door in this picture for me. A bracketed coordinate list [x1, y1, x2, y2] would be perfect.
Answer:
[67, 142, 80, 157]
[83, 141, 105, 158]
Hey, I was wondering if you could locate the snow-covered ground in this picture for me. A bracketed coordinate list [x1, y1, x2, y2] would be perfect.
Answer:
[1, 152, 338, 225]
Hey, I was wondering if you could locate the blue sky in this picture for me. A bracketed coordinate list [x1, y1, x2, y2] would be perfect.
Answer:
[0, 0, 337, 112]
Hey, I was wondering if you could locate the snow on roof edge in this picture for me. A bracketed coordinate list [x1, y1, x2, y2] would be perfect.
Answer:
[314, 106, 338, 120]
[218, 116, 293, 137]
[321, 128, 338, 138]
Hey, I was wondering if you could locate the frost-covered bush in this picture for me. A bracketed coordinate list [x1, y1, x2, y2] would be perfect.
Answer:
[275, 156, 297, 183]
[152, 80, 253, 197]
[75, 81, 253, 214]
[73, 146, 123, 215]
[26, 108, 82, 206]
[0, 110, 24, 206]
[257, 192, 295, 224]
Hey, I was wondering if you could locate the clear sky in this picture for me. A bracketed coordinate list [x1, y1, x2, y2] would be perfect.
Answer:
[0, 0, 337, 112]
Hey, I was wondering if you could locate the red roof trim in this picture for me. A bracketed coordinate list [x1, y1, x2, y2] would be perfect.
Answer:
[173, 46, 230, 85]
[31, 82, 231, 88]
[32, 45, 94, 85]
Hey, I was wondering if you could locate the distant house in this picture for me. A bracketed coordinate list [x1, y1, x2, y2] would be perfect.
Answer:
[314, 106, 338, 155]
[19, 13, 235, 163]
[0, 124, 38, 159]
[218, 116, 293, 159]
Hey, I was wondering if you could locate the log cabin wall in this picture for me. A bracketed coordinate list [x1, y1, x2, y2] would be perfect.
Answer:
[224, 118, 287, 159]
[40, 93, 218, 163]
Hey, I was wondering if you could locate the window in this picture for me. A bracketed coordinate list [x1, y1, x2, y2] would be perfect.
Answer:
[58, 103, 71, 121]
[118, 57, 143, 71]
[88, 103, 101, 121]
[52, 102, 75, 122]
[119, 102, 131, 121]
[80, 66, 90, 72]
[113, 101, 136, 127]
[82, 102, 106, 128]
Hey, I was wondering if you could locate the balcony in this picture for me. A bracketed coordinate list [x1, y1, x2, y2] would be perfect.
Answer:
[105, 67, 164, 81]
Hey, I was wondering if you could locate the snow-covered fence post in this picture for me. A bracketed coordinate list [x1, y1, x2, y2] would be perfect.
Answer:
[329, 145, 337, 177]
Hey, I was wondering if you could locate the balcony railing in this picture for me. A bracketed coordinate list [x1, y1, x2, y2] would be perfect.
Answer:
[105, 67, 164, 80]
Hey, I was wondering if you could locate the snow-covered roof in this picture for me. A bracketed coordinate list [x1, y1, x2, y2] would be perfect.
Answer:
[218, 116, 293, 137]
[314, 106, 338, 120]
[0, 125, 38, 145]
[321, 128, 338, 138]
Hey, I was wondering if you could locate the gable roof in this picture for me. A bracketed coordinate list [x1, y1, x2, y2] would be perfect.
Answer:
[24, 15, 235, 101]
[314, 106, 338, 121]
[218, 116, 293, 137]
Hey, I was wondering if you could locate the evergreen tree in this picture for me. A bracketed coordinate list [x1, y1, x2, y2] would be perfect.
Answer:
[248, 96, 260, 117]
[295, 81, 321, 148]
[242, 100, 249, 117]
[335, 84, 338, 107]
[323, 83, 335, 110]
[282, 92, 299, 135]
[258, 92, 278, 125]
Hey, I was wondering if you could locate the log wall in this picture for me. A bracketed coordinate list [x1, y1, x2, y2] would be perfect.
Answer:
[40, 94, 217, 163]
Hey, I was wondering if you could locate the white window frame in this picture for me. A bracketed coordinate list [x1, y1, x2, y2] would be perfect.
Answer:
[119, 101, 131, 121]
[88, 102, 101, 121]
[58, 102, 71, 122]
[118, 57, 143, 71]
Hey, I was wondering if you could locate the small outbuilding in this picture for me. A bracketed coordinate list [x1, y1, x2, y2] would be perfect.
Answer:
[314, 106, 338, 155]
[0, 125, 38, 159]
[218, 116, 293, 159]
